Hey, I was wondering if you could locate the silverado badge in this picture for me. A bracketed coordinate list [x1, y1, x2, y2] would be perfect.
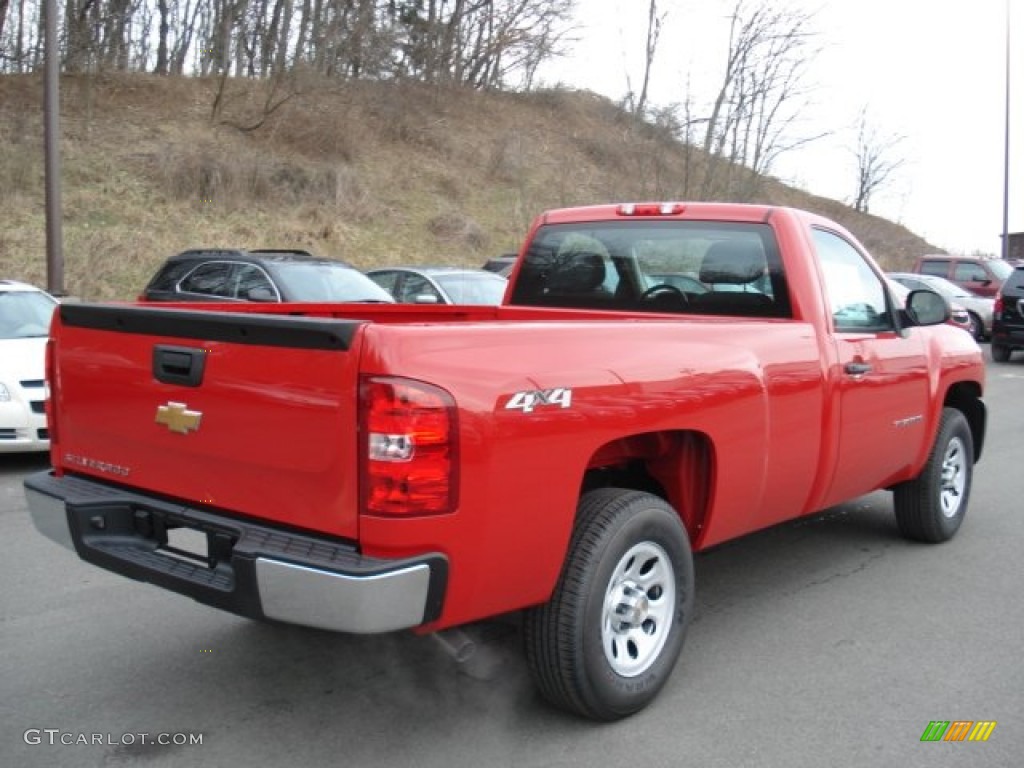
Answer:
[156, 402, 203, 434]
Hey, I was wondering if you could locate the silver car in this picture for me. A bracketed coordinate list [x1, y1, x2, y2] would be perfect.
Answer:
[888, 272, 994, 340]
[367, 267, 508, 305]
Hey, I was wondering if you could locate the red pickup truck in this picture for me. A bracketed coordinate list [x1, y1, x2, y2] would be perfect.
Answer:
[26, 202, 986, 720]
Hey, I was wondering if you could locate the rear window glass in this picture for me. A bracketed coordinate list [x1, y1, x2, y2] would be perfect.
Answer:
[507, 221, 790, 318]
[989, 260, 1013, 281]
[1004, 268, 1024, 293]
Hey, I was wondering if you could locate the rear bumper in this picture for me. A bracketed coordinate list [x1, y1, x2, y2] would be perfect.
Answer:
[991, 322, 1024, 348]
[24, 471, 447, 633]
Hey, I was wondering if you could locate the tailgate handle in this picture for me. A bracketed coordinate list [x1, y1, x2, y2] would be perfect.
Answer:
[153, 345, 207, 387]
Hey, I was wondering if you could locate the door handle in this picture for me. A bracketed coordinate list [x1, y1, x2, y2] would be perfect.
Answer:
[153, 345, 207, 387]
[844, 362, 872, 376]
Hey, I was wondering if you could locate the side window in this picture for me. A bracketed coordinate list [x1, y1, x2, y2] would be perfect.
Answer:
[953, 262, 987, 282]
[812, 229, 892, 332]
[918, 259, 949, 277]
[178, 262, 234, 297]
[148, 260, 195, 291]
[234, 264, 277, 300]
[400, 274, 442, 303]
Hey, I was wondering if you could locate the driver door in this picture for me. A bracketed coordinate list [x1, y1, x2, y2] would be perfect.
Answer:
[813, 228, 931, 507]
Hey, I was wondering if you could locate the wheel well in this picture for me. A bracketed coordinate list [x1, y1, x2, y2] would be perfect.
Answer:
[582, 431, 713, 541]
[944, 383, 986, 461]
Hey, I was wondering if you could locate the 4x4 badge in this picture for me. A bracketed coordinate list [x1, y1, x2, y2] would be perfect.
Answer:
[156, 402, 203, 434]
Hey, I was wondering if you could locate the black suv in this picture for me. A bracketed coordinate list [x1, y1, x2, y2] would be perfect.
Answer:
[142, 249, 394, 303]
[991, 265, 1024, 362]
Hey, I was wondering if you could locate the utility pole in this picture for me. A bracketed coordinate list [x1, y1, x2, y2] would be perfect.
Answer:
[44, 0, 65, 295]
[1002, 0, 1011, 262]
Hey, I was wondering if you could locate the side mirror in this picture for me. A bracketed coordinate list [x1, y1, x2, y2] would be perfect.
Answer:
[246, 287, 276, 302]
[905, 289, 949, 326]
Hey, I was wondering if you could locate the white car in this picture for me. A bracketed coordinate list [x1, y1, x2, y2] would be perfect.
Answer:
[0, 281, 58, 453]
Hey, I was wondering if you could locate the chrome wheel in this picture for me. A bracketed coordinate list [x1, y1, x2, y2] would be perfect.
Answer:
[601, 541, 676, 677]
[939, 436, 967, 518]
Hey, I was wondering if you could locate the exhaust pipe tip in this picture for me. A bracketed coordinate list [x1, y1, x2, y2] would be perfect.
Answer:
[431, 628, 476, 663]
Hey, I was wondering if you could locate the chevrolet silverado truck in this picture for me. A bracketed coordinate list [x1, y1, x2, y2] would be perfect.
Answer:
[25, 202, 986, 720]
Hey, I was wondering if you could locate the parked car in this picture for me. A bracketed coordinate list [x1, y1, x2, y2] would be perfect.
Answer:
[0, 280, 58, 453]
[990, 265, 1024, 362]
[142, 249, 395, 303]
[888, 272, 994, 340]
[482, 254, 517, 273]
[886, 278, 973, 336]
[367, 266, 508, 305]
[912, 254, 1013, 298]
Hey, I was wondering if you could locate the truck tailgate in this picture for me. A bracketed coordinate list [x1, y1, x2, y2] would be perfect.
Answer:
[50, 304, 365, 540]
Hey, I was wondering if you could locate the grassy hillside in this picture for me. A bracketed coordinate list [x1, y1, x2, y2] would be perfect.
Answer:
[0, 73, 937, 300]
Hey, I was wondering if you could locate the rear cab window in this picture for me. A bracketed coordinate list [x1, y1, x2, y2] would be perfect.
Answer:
[507, 220, 792, 318]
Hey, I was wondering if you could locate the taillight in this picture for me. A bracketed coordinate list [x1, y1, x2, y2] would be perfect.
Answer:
[993, 295, 1003, 314]
[360, 376, 458, 516]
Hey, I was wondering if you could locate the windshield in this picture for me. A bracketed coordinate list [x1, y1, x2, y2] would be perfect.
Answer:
[0, 291, 58, 339]
[273, 264, 395, 302]
[435, 273, 508, 304]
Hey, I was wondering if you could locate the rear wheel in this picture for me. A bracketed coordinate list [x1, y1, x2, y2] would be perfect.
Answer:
[523, 488, 694, 721]
[990, 344, 1010, 362]
[965, 312, 983, 340]
[893, 408, 973, 543]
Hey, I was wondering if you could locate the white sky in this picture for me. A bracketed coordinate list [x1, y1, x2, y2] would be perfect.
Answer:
[535, 0, 1021, 256]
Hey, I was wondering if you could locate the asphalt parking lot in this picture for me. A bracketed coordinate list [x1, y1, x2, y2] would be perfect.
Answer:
[1, 356, 1021, 768]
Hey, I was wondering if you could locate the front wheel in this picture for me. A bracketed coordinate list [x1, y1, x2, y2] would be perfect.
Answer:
[523, 489, 694, 721]
[893, 408, 974, 543]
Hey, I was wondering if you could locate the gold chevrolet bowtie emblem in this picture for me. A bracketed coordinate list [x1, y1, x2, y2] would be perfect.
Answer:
[155, 402, 203, 434]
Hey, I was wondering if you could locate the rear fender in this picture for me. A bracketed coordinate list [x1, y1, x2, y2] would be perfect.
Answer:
[584, 430, 713, 542]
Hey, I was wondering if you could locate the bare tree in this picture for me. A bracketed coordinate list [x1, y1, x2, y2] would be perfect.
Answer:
[0, 0, 574, 82]
[851, 107, 904, 214]
[699, 0, 819, 200]
[624, 0, 665, 118]
[0, 0, 10, 48]
[394, 0, 575, 89]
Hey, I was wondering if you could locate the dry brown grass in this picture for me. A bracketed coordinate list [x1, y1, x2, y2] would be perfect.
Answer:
[0, 72, 936, 299]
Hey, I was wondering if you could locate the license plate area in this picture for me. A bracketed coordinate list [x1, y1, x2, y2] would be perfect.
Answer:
[135, 509, 237, 570]
[162, 526, 210, 564]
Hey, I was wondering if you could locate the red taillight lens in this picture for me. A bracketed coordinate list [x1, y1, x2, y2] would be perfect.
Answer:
[993, 295, 1003, 314]
[360, 376, 458, 516]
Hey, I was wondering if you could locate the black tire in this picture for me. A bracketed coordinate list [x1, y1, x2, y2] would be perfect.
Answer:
[990, 344, 1010, 363]
[966, 312, 983, 341]
[893, 408, 973, 543]
[522, 488, 694, 721]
